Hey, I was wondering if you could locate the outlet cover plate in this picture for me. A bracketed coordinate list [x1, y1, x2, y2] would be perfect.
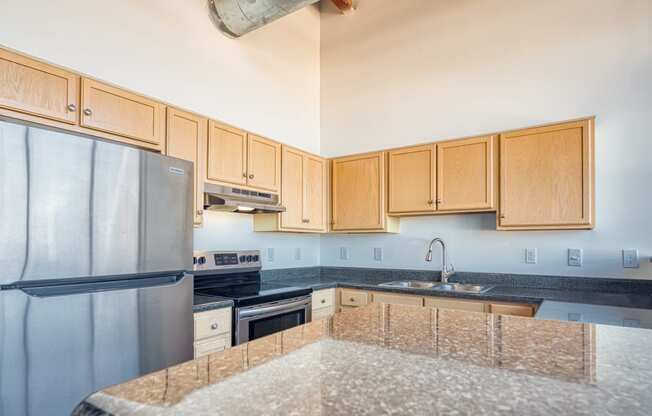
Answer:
[339, 247, 350, 261]
[373, 247, 383, 261]
[623, 249, 639, 268]
[525, 248, 537, 264]
[568, 248, 583, 267]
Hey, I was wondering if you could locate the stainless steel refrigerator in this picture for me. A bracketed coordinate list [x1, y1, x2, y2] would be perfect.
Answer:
[0, 119, 194, 416]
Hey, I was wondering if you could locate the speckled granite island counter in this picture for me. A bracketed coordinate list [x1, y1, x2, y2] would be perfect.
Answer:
[74, 303, 652, 415]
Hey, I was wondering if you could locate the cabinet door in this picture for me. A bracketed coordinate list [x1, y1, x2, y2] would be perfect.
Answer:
[303, 154, 327, 230]
[80, 78, 166, 147]
[388, 144, 436, 213]
[0, 48, 79, 124]
[206, 121, 247, 186]
[166, 108, 206, 225]
[371, 292, 423, 306]
[280, 146, 305, 229]
[437, 135, 496, 211]
[247, 134, 281, 192]
[331, 152, 386, 231]
[499, 119, 594, 229]
[424, 297, 486, 313]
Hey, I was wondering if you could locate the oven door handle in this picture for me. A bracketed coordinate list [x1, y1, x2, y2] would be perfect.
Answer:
[238, 296, 311, 319]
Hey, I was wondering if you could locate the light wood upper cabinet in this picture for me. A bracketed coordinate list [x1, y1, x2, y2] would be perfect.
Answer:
[166, 108, 207, 226]
[0, 48, 79, 124]
[331, 151, 399, 232]
[499, 119, 594, 230]
[206, 121, 247, 186]
[279, 146, 305, 229]
[247, 134, 281, 193]
[303, 154, 327, 230]
[388, 144, 436, 214]
[80, 78, 166, 149]
[255, 145, 327, 232]
[437, 135, 497, 211]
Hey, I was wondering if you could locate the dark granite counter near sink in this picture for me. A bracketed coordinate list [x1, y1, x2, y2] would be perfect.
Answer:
[262, 266, 652, 310]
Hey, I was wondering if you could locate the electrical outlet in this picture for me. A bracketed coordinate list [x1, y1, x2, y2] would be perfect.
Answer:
[339, 247, 350, 261]
[267, 248, 275, 262]
[623, 249, 639, 268]
[525, 248, 537, 264]
[568, 248, 583, 267]
[373, 247, 383, 261]
[294, 248, 301, 261]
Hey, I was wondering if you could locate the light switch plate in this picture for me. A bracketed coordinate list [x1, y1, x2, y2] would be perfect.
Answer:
[267, 248, 275, 262]
[623, 249, 639, 268]
[525, 248, 537, 264]
[568, 248, 583, 267]
[373, 247, 383, 261]
[339, 247, 350, 261]
[294, 248, 301, 261]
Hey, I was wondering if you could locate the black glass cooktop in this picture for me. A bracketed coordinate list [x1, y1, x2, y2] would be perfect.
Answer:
[193, 272, 312, 307]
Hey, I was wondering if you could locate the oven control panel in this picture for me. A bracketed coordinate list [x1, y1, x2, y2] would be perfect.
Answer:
[193, 250, 261, 271]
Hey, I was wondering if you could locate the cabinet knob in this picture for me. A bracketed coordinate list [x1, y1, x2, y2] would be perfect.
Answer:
[210, 323, 218, 330]
[349, 298, 355, 302]
[67, 104, 77, 112]
[197, 209, 203, 215]
[499, 214, 505, 219]
[436, 199, 442, 204]
[427, 200, 434, 205]
[242, 172, 247, 178]
[83, 108, 92, 116]
[321, 299, 326, 304]
[302, 219, 309, 223]
[249, 174, 254, 179]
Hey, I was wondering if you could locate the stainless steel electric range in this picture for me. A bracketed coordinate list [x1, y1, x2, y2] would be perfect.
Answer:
[192, 250, 312, 345]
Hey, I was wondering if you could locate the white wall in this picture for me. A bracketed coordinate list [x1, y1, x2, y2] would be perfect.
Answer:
[0, 0, 322, 268]
[320, 0, 652, 278]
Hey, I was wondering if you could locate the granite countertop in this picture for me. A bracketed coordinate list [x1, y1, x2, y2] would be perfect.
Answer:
[265, 268, 652, 310]
[275, 276, 652, 309]
[75, 302, 652, 415]
[192, 295, 233, 313]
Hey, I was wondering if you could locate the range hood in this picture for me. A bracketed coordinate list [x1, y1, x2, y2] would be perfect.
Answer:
[203, 183, 285, 214]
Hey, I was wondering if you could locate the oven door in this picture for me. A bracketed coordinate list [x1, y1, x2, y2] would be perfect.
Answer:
[234, 295, 312, 345]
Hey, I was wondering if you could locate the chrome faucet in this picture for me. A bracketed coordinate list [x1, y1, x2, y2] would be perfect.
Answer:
[425, 238, 455, 283]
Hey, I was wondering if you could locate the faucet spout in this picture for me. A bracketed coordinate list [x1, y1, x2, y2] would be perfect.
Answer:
[425, 238, 455, 283]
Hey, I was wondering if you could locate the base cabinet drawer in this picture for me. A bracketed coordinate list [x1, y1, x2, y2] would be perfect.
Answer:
[489, 303, 535, 317]
[194, 308, 232, 341]
[194, 335, 231, 358]
[371, 292, 423, 306]
[424, 297, 486, 313]
[340, 290, 370, 307]
[312, 288, 335, 309]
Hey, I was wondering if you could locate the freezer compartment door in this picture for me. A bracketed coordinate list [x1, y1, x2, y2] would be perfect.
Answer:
[0, 274, 193, 416]
[0, 119, 193, 285]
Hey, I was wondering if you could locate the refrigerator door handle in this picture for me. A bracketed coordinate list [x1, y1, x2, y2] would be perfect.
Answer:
[15, 273, 188, 298]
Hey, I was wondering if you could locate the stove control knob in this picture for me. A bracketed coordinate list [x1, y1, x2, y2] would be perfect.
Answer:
[198, 256, 207, 265]
[239, 255, 246, 263]
[246, 255, 253, 262]
[192, 257, 197, 265]
[253, 255, 260, 262]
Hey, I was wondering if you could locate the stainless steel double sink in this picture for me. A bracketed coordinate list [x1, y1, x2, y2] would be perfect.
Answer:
[379, 280, 493, 294]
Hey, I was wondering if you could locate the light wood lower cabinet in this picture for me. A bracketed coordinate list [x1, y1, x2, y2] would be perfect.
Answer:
[335, 288, 536, 317]
[166, 108, 207, 226]
[498, 119, 594, 230]
[424, 297, 486, 313]
[193, 308, 232, 358]
[331, 151, 399, 233]
[254, 145, 327, 233]
[80, 78, 166, 150]
[0, 48, 79, 124]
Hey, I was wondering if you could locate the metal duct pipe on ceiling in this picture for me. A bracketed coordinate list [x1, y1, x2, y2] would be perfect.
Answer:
[208, 0, 320, 38]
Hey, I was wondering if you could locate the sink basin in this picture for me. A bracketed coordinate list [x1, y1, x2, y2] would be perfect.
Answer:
[379, 281, 493, 294]
[379, 281, 438, 289]
[430, 283, 493, 294]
